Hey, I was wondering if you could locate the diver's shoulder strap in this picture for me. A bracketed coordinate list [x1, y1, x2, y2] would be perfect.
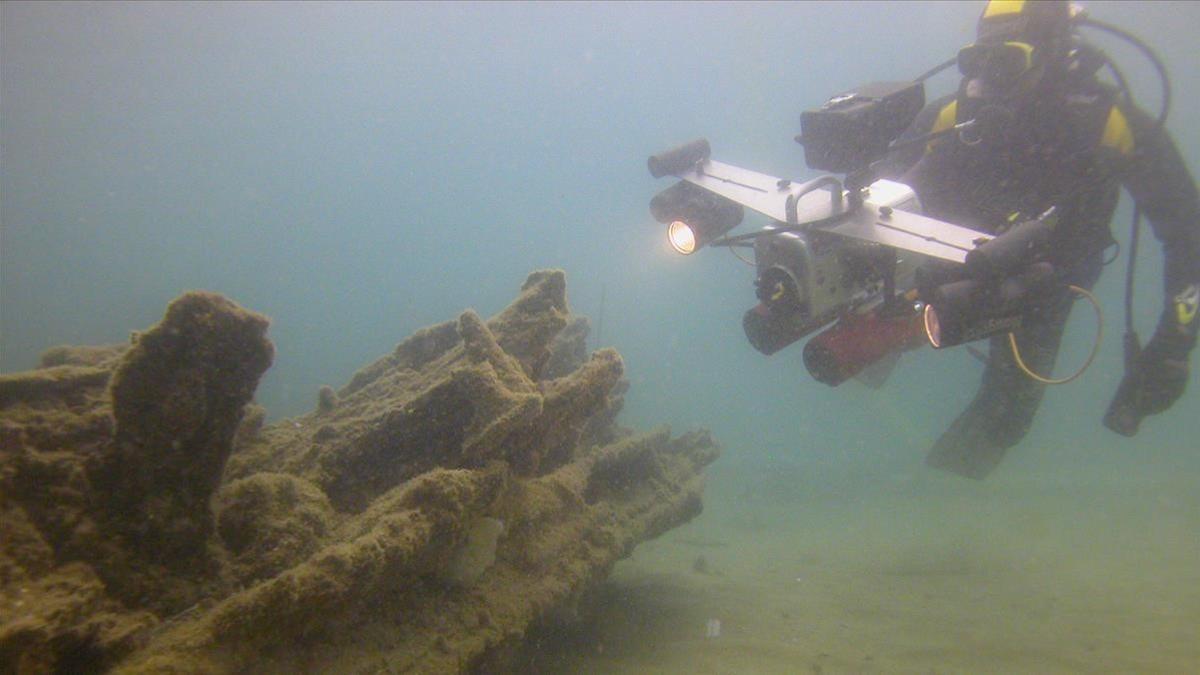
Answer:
[932, 99, 959, 135]
[1099, 103, 1135, 156]
[1068, 81, 1136, 157]
[924, 99, 960, 154]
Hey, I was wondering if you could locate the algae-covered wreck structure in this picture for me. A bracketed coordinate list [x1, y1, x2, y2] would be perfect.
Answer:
[0, 270, 719, 673]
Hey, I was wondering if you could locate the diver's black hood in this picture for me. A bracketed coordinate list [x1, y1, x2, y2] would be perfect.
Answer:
[956, 1, 1076, 146]
[975, 0, 1072, 53]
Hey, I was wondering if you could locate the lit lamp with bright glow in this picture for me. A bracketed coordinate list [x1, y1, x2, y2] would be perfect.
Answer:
[649, 180, 743, 255]
[667, 220, 697, 255]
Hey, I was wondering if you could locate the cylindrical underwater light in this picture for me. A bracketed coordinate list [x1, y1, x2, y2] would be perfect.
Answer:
[649, 180, 743, 255]
[963, 212, 1056, 279]
[647, 138, 711, 178]
[922, 262, 1056, 349]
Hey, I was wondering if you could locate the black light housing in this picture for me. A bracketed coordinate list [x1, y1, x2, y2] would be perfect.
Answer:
[923, 262, 1057, 348]
[648, 138, 711, 178]
[649, 180, 743, 254]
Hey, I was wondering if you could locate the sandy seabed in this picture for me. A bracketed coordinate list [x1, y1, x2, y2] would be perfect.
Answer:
[532, 450, 1200, 674]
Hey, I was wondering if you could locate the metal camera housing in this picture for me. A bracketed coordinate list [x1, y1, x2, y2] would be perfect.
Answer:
[744, 181, 930, 355]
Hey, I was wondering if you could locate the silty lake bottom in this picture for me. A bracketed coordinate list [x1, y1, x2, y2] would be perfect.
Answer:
[530, 455, 1200, 674]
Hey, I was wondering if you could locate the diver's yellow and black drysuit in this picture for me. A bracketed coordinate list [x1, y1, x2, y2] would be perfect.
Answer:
[886, 0, 1199, 479]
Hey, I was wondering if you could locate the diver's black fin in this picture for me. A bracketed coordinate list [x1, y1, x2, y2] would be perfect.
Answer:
[854, 350, 901, 389]
[965, 344, 989, 365]
[925, 407, 1011, 480]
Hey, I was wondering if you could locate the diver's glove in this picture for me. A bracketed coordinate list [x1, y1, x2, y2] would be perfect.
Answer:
[1104, 306, 1196, 437]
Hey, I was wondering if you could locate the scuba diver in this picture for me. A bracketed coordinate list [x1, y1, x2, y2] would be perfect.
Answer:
[885, 0, 1200, 478]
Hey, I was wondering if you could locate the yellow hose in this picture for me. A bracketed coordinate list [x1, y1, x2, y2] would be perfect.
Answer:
[1008, 285, 1103, 385]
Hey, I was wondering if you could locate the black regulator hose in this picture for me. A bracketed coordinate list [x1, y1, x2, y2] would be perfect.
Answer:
[1077, 15, 1171, 126]
[1075, 15, 1172, 378]
[913, 56, 958, 84]
[1092, 48, 1142, 346]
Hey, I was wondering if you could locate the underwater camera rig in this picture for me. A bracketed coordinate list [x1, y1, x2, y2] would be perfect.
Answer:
[647, 81, 1088, 387]
[649, 4, 1173, 429]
